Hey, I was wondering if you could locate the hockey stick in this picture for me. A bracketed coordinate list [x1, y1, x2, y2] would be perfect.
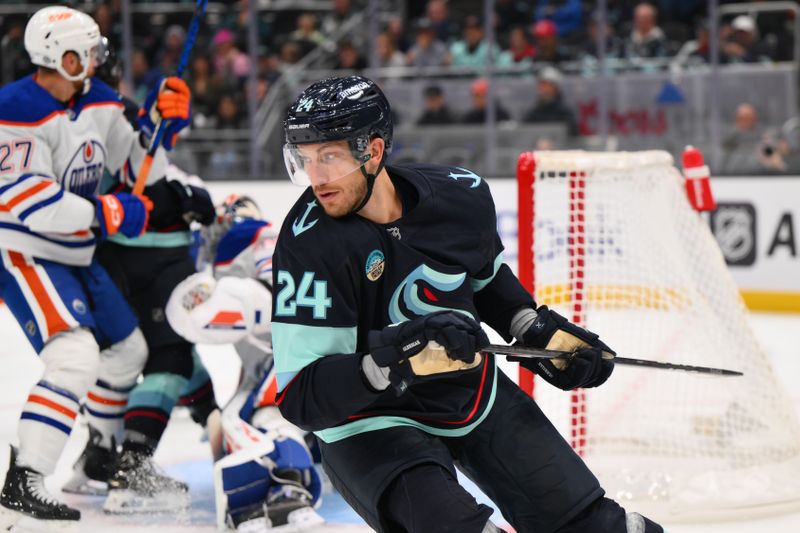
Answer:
[132, 0, 208, 196]
[487, 344, 743, 377]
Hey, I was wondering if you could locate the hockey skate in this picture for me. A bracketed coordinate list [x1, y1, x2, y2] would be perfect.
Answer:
[62, 427, 115, 496]
[103, 449, 190, 514]
[265, 468, 324, 532]
[0, 446, 80, 532]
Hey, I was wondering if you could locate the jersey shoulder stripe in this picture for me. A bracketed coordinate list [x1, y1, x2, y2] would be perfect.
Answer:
[0, 76, 64, 126]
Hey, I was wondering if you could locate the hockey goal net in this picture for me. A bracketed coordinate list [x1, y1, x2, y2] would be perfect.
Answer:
[516, 150, 800, 522]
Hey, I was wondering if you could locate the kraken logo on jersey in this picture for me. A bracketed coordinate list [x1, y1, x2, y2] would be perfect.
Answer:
[62, 139, 106, 198]
[389, 263, 474, 323]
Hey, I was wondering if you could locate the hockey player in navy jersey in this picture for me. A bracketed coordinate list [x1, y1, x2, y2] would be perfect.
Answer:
[273, 75, 665, 533]
[0, 6, 191, 529]
[166, 195, 324, 532]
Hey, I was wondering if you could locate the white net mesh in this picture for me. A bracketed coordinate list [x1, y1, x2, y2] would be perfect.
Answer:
[520, 150, 800, 522]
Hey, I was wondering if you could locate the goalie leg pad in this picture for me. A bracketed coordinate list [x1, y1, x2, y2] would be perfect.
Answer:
[214, 438, 322, 531]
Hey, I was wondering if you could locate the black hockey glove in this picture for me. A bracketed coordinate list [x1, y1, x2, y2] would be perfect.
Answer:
[146, 179, 215, 229]
[511, 306, 615, 390]
[368, 310, 490, 394]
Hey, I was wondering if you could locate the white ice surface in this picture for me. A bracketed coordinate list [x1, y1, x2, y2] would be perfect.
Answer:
[1, 305, 798, 532]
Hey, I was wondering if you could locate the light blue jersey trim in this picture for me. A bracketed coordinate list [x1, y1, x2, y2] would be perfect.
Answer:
[470, 252, 504, 292]
[314, 360, 499, 443]
[273, 322, 358, 390]
[108, 230, 193, 248]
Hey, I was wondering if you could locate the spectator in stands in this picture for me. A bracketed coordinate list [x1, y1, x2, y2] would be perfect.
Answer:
[376, 32, 406, 68]
[462, 78, 512, 124]
[721, 103, 789, 173]
[532, 20, 573, 64]
[212, 95, 245, 129]
[581, 11, 624, 60]
[0, 18, 31, 85]
[451, 16, 491, 68]
[93, 3, 121, 49]
[130, 48, 160, 104]
[722, 15, 773, 64]
[321, 0, 363, 52]
[499, 26, 536, 66]
[188, 55, 220, 128]
[673, 19, 710, 66]
[290, 13, 327, 57]
[426, 0, 461, 44]
[495, 0, 533, 40]
[534, 0, 584, 37]
[417, 85, 456, 125]
[407, 18, 451, 68]
[221, 0, 272, 50]
[335, 39, 367, 71]
[625, 3, 668, 59]
[386, 15, 412, 53]
[522, 66, 577, 135]
[157, 25, 186, 74]
[212, 29, 252, 83]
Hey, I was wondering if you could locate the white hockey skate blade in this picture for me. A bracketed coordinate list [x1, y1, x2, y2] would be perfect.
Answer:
[0, 506, 79, 532]
[235, 514, 269, 533]
[272, 507, 326, 532]
[102, 488, 191, 514]
[61, 471, 108, 497]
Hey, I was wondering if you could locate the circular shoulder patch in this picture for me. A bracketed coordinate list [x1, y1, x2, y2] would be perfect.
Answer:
[365, 250, 385, 282]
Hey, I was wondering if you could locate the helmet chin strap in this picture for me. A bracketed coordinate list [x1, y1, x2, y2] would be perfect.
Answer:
[350, 154, 386, 215]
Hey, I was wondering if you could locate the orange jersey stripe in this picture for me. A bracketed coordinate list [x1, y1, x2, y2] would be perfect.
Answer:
[0, 180, 53, 212]
[87, 392, 127, 406]
[8, 251, 71, 337]
[28, 394, 77, 419]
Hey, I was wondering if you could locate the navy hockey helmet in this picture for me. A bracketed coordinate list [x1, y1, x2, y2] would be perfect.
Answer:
[283, 76, 393, 213]
[284, 75, 393, 154]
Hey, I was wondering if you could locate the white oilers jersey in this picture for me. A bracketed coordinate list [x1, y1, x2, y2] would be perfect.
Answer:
[0, 75, 166, 265]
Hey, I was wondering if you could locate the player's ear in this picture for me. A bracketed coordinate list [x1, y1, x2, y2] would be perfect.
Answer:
[369, 137, 385, 164]
[61, 51, 80, 76]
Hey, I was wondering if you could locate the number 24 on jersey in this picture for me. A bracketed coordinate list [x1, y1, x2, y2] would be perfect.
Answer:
[275, 270, 332, 319]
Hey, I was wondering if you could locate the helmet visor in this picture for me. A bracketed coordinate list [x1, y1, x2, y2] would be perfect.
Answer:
[94, 37, 109, 67]
[283, 142, 371, 186]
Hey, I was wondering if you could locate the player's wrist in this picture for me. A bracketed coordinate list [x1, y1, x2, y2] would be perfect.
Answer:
[361, 353, 391, 391]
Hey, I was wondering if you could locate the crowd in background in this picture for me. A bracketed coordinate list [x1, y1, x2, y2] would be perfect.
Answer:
[0, 0, 794, 133]
[0, 0, 796, 176]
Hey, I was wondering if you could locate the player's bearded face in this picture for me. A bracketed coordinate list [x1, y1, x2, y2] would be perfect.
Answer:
[290, 141, 370, 217]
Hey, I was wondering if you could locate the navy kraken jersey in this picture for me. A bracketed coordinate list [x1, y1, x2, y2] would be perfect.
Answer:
[272, 163, 508, 443]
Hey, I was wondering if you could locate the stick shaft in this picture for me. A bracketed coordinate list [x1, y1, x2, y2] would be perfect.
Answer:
[132, 0, 207, 196]
[487, 344, 743, 377]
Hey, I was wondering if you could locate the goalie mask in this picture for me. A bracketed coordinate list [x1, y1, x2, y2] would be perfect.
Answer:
[283, 76, 393, 211]
[25, 6, 104, 82]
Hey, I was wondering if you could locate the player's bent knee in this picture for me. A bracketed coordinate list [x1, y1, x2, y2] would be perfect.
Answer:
[251, 406, 307, 445]
[98, 327, 148, 387]
[380, 464, 493, 533]
[39, 327, 100, 398]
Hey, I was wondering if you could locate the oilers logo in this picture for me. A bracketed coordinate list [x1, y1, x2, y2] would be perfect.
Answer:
[389, 263, 474, 323]
[62, 140, 106, 198]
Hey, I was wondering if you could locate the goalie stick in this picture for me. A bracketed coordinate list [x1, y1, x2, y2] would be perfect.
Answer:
[132, 0, 208, 196]
[488, 344, 743, 377]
